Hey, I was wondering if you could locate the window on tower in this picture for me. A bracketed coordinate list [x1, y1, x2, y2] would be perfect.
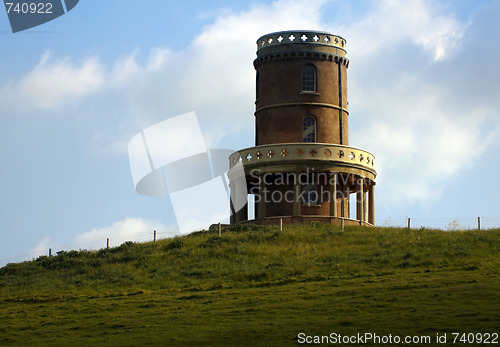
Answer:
[302, 115, 316, 143]
[302, 64, 317, 92]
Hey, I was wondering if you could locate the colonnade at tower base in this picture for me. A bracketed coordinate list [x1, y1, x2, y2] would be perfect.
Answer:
[228, 143, 376, 227]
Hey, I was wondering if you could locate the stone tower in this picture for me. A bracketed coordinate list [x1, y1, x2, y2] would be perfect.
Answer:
[228, 30, 376, 226]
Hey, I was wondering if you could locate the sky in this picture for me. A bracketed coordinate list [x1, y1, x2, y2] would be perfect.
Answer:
[1, 0, 499, 266]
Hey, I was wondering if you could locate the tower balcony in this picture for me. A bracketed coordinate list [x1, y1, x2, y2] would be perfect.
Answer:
[229, 143, 376, 180]
[228, 143, 377, 226]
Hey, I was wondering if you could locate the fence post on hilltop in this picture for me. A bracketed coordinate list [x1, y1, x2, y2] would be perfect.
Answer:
[154, 230, 157, 242]
[218, 222, 221, 237]
[49, 248, 52, 257]
[107, 238, 110, 249]
[341, 218, 344, 232]
[279, 218, 283, 232]
[407, 218, 411, 230]
[478, 217, 481, 231]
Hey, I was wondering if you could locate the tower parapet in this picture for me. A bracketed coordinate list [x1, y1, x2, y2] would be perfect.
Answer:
[256, 31, 347, 56]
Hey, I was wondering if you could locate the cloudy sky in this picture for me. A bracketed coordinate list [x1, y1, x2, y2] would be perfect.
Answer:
[1, 0, 499, 265]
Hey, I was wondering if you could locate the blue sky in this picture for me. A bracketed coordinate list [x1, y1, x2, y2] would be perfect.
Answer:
[1, 0, 499, 266]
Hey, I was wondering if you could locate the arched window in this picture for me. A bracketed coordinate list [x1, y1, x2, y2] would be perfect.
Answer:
[302, 64, 316, 92]
[302, 115, 316, 143]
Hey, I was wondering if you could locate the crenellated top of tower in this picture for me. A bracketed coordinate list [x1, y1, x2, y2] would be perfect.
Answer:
[255, 30, 348, 68]
[257, 30, 346, 56]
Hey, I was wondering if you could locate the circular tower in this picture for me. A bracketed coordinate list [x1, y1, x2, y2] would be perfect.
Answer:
[255, 31, 349, 146]
[228, 30, 376, 227]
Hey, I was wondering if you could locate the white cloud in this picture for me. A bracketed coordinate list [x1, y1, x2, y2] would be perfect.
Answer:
[340, 0, 466, 61]
[169, 176, 231, 234]
[0, 51, 104, 113]
[75, 217, 172, 249]
[109, 50, 142, 86]
[31, 235, 51, 257]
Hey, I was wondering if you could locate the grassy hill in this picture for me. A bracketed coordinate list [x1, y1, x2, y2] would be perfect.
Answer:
[1, 224, 499, 346]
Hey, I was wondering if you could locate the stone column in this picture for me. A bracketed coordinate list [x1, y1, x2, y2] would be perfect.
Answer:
[340, 176, 346, 218]
[230, 176, 248, 223]
[356, 176, 364, 222]
[235, 176, 248, 223]
[258, 174, 266, 219]
[235, 201, 248, 223]
[368, 182, 375, 225]
[230, 205, 235, 224]
[363, 192, 367, 222]
[229, 180, 236, 224]
[293, 176, 301, 217]
[329, 172, 337, 217]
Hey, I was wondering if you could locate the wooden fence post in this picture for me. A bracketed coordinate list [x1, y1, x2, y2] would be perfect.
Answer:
[218, 222, 221, 237]
[341, 218, 344, 232]
[107, 238, 110, 249]
[478, 217, 481, 231]
[279, 218, 283, 232]
[49, 248, 52, 257]
[154, 230, 157, 242]
[408, 217, 411, 230]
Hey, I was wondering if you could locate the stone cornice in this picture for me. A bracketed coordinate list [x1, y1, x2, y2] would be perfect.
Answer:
[254, 52, 349, 68]
[255, 102, 349, 116]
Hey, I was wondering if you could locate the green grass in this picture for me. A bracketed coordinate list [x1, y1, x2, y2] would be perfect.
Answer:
[1, 225, 499, 346]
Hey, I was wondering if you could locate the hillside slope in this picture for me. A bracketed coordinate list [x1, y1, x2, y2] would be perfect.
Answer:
[1, 225, 499, 345]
